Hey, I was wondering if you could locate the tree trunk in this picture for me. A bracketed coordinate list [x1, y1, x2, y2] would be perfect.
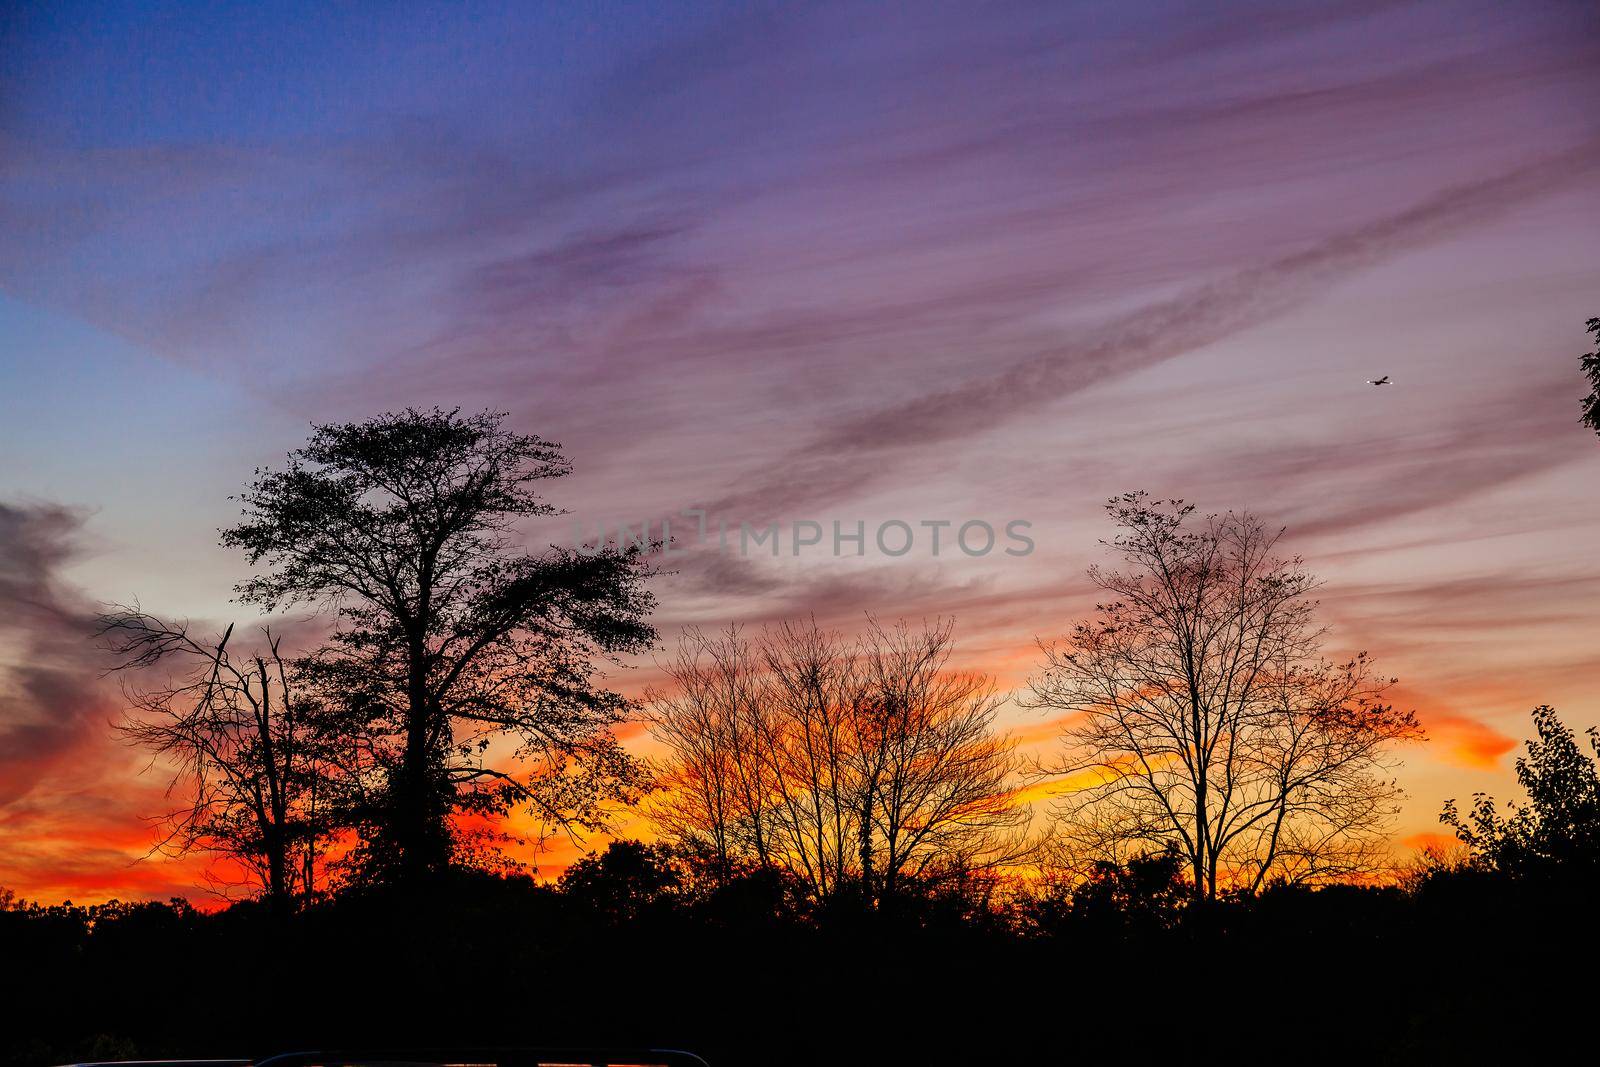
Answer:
[398, 653, 440, 882]
[265, 823, 290, 917]
[859, 795, 876, 909]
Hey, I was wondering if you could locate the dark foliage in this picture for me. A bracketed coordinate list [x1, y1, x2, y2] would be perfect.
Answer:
[1581, 315, 1600, 436]
[3, 827, 1592, 1067]
[1017, 846, 1189, 938]
[1439, 705, 1600, 877]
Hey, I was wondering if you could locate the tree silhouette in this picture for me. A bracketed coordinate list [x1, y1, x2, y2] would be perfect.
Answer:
[558, 839, 685, 923]
[646, 618, 1029, 905]
[1066, 848, 1186, 933]
[1581, 316, 1600, 437]
[97, 612, 329, 911]
[1027, 493, 1421, 899]
[1441, 705, 1600, 876]
[221, 408, 657, 882]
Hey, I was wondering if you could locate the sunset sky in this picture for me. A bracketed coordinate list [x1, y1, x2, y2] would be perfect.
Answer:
[2, 0, 1598, 904]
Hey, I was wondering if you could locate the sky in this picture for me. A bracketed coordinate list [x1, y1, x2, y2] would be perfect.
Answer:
[2, 0, 1598, 904]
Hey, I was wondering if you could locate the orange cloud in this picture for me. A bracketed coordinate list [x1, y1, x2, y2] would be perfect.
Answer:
[1425, 713, 1517, 770]
[1007, 712, 1075, 750]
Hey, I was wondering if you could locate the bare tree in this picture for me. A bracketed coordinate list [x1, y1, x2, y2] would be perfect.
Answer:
[1026, 494, 1421, 899]
[757, 618, 864, 900]
[853, 619, 1032, 897]
[644, 626, 771, 879]
[646, 617, 1029, 904]
[98, 609, 330, 911]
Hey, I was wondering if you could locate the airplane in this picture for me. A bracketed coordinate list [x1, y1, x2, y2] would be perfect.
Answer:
[1366, 375, 1391, 385]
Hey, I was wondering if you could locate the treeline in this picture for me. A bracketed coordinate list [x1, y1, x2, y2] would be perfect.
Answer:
[2, 723, 1596, 1067]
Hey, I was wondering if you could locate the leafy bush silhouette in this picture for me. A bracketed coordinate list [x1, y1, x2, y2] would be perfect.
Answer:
[1440, 705, 1600, 877]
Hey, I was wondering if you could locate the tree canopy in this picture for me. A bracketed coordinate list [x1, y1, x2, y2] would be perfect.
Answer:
[221, 408, 657, 881]
[1441, 705, 1600, 877]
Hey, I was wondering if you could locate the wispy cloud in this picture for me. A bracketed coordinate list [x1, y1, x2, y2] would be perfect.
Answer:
[0, 502, 111, 808]
[709, 147, 1599, 519]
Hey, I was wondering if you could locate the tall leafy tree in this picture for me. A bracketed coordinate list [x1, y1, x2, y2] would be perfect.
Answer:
[222, 408, 656, 881]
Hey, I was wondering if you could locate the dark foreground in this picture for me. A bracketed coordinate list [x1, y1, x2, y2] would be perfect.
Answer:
[1, 854, 1589, 1067]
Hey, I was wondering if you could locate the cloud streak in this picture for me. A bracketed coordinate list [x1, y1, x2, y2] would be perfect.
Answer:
[709, 145, 1600, 519]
